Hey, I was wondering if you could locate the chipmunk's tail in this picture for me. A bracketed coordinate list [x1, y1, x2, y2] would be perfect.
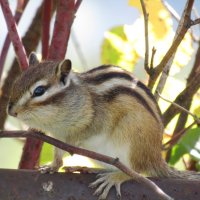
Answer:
[150, 159, 200, 180]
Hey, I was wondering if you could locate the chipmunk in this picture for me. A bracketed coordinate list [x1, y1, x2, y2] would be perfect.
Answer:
[8, 53, 199, 199]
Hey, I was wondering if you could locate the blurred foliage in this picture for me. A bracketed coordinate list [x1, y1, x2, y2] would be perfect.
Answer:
[101, 26, 139, 71]
[169, 128, 200, 169]
[102, 0, 193, 75]
[40, 142, 53, 165]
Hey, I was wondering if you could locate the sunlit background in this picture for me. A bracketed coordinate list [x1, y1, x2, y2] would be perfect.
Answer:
[0, 0, 200, 169]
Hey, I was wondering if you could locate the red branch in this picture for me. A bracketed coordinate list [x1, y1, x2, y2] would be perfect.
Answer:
[0, 0, 28, 70]
[74, 0, 82, 12]
[48, 0, 80, 60]
[0, 0, 28, 79]
[42, 0, 52, 59]
[18, 137, 43, 169]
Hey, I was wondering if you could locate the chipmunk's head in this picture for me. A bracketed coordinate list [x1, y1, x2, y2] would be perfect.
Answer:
[8, 52, 91, 132]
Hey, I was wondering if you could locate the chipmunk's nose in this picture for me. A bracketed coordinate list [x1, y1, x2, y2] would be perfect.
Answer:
[8, 102, 18, 117]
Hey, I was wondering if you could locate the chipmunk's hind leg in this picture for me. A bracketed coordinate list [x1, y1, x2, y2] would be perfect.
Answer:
[89, 170, 131, 200]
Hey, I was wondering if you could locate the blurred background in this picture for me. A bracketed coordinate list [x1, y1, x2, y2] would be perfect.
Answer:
[0, 0, 200, 170]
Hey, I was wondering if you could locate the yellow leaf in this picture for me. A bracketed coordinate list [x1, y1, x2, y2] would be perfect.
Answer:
[101, 26, 139, 71]
[129, 0, 172, 39]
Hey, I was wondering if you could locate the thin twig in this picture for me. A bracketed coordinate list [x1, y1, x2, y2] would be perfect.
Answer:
[190, 18, 200, 26]
[0, 130, 173, 200]
[163, 75, 200, 126]
[154, 0, 193, 99]
[163, 121, 195, 150]
[0, 0, 28, 70]
[162, 0, 199, 42]
[150, 47, 156, 71]
[140, 0, 150, 75]
[157, 91, 200, 124]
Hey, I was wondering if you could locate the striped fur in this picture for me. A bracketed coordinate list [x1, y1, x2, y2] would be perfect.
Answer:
[82, 65, 161, 124]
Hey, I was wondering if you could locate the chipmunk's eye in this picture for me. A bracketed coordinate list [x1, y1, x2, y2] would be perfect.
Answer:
[32, 86, 46, 97]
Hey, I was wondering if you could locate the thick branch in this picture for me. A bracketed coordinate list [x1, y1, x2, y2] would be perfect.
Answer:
[48, 0, 81, 60]
[1, 169, 200, 199]
[0, 0, 28, 70]
[0, 130, 172, 200]
[42, 0, 52, 59]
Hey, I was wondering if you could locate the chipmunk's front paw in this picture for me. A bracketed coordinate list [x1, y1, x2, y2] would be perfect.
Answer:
[89, 171, 130, 200]
[38, 165, 57, 174]
[38, 163, 61, 174]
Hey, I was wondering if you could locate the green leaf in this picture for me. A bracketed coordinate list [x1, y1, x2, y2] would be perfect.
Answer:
[169, 128, 200, 165]
[40, 142, 53, 165]
[101, 26, 139, 71]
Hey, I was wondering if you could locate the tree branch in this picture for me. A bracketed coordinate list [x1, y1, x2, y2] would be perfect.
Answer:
[74, 0, 82, 12]
[140, 0, 150, 75]
[150, 47, 156, 70]
[0, 0, 29, 80]
[42, 0, 52, 59]
[163, 121, 195, 150]
[157, 91, 200, 124]
[0, 0, 28, 70]
[190, 18, 200, 26]
[162, 0, 199, 42]
[154, 0, 190, 99]
[48, 0, 82, 60]
[148, 0, 195, 89]
[163, 74, 200, 126]
[0, 2, 45, 130]
[0, 130, 173, 200]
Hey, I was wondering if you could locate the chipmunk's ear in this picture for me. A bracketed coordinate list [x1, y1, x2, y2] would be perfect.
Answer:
[56, 59, 72, 85]
[29, 52, 39, 66]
